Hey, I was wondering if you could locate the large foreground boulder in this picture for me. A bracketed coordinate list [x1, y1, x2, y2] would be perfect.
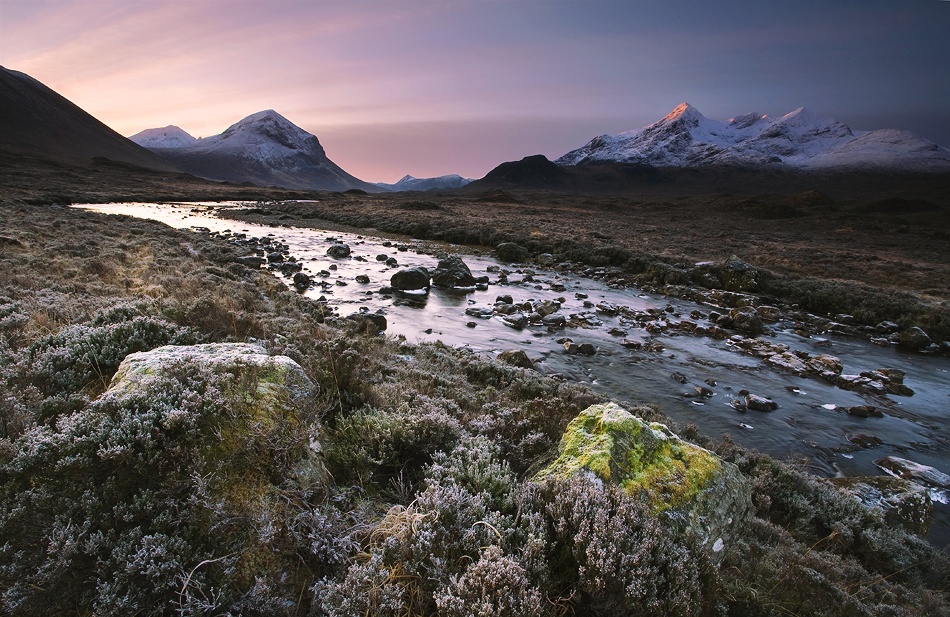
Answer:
[536, 402, 751, 556]
[110, 342, 327, 491]
[0, 343, 327, 612]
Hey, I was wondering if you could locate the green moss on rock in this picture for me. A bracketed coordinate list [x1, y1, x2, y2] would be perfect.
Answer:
[537, 402, 752, 554]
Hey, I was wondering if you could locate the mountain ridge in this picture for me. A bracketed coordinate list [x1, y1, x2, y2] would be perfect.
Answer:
[0, 66, 181, 172]
[557, 103, 950, 172]
[133, 110, 380, 192]
[374, 173, 474, 192]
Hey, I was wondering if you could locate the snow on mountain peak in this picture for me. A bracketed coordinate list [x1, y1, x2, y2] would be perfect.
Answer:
[555, 104, 948, 171]
[663, 102, 704, 124]
[128, 125, 197, 149]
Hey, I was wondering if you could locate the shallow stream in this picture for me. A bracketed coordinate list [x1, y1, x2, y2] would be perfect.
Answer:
[79, 202, 950, 545]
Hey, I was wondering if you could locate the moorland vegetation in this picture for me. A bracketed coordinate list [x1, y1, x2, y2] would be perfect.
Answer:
[1, 180, 948, 615]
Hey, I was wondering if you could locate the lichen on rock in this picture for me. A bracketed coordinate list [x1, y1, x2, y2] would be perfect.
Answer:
[536, 402, 751, 553]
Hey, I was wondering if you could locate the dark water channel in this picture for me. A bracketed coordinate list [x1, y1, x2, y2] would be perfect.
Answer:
[79, 202, 950, 546]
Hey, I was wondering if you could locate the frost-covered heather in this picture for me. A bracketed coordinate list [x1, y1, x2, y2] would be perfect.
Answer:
[1, 200, 948, 616]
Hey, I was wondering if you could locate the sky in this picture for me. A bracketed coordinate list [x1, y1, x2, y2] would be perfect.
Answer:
[1, 0, 948, 183]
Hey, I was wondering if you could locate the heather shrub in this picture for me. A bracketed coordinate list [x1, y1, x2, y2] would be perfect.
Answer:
[324, 399, 462, 495]
[0, 358, 323, 615]
[537, 476, 713, 617]
[434, 545, 544, 617]
[16, 313, 195, 398]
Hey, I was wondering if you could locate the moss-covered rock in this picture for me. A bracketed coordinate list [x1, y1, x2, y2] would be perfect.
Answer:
[110, 342, 327, 492]
[536, 402, 751, 556]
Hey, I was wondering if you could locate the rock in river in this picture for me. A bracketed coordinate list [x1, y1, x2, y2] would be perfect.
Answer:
[875, 456, 950, 489]
[899, 326, 931, 350]
[536, 403, 752, 557]
[391, 267, 431, 291]
[431, 255, 477, 288]
[745, 394, 778, 412]
[326, 243, 351, 259]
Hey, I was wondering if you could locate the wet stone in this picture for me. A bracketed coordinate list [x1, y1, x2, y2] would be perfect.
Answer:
[326, 244, 351, 259]
[497, 349, 535, 369]
[745, 394, 778, 412]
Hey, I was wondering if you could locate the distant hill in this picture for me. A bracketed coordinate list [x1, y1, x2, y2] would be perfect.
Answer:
[374, 174, 474, 192]
[557, 103, 950, 172]
[0, 66, 180, 172]
[128, 125, 197, 149]
[133, 110, 380, 192]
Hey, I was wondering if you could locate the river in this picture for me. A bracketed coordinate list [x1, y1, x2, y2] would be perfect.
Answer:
[78, 201, 950, 546]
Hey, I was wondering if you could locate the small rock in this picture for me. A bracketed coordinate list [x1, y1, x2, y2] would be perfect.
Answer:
[670, 372, 688, 384]
[847, 433, 883, 448]
[326, 244, 351, 259]
[577, 343, 597, 355]
[745, 394, 778, 412]
[292, 272, 311, 290]
[497, 349, 534, 369]
[846, 405, 883, 418]
[355, 274, 370, 284]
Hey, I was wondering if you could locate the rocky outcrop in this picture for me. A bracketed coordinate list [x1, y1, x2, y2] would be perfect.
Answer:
[535, 403, 751, 557]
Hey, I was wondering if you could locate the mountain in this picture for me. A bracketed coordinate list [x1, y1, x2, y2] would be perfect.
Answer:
[374, 174, 474, 192]
[137, 110, 379, 192]
[557, 103, 950, 172]
[129, 125, 197, 149]
[0, 66, 180, 172]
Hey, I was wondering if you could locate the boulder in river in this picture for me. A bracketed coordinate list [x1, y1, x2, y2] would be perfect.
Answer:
[326, 244, 351, 259]
[728, 306, 765, 335]
[875, 456, 950, 489]
[391, 267, 431, 291]
[431, 255, 477, 288]
[745, 394, 778, 412]
[899, 326, 931, 350]
[292, 272, 311, 290]
[535, 403, 752, 557]
[830, 476, 933, 536]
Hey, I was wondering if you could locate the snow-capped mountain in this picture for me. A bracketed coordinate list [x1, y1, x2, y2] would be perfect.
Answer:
[135, 110, 379, 192]
[374, 174, 474, 192]
[129, 125, 197, 149]
[556, 103, 950, 172]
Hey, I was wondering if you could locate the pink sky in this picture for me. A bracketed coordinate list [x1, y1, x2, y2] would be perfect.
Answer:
[2, 0, 948, 182]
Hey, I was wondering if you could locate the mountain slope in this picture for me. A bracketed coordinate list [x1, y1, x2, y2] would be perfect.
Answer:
[375, 174, 474, 192]
[129, 125, 197, 149]
[557, 103, 950, 171]
[0, 66, 181, 171]
[139, 110, 379, 192]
